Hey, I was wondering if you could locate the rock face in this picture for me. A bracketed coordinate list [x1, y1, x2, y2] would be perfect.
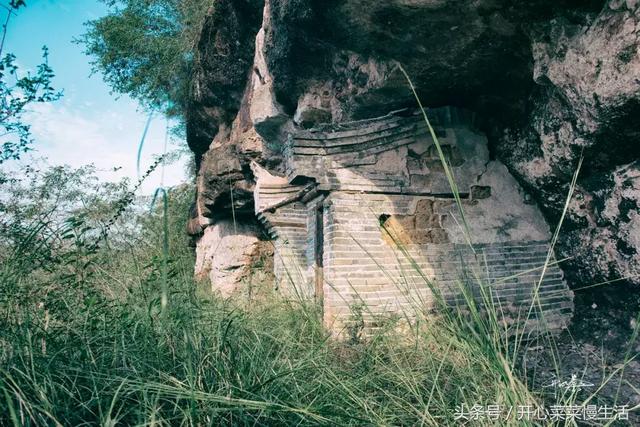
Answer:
[496, 2, 640, 304]
[194, 219, 273, 297]
[187, 0, 639, 312]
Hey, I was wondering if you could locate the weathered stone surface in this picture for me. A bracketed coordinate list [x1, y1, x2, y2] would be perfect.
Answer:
[495, 3, 640, 298]
[187, 0, 639, 312]
[194, 219, 271, 296]
[186, 0, 264, 159]
[320, 192, 572, 335]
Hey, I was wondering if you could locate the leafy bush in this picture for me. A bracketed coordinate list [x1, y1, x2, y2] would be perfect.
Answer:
[80, 0, 213, 116]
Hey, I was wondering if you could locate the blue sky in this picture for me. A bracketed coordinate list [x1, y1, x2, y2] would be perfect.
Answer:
[3, 0, 188, 193]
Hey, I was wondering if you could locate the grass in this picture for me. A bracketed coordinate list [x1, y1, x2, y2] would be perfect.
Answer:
[0, 176, 549, 425]
[1, 78, 638, 426]
[1, 187, 637, 426]
[6, 236, 634, 425]
[0, 265, 540, 425]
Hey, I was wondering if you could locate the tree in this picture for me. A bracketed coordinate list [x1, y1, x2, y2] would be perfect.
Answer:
[80, 0, 211, 117]
[0, 1, 62, 163]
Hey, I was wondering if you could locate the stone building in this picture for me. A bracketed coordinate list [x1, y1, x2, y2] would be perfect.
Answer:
[247, 107, 573, 334]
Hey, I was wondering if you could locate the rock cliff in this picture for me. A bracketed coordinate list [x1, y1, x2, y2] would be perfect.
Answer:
[187, 0, 639, 311]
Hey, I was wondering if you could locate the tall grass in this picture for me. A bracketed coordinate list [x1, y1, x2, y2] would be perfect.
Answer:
[0, 261, 542, 425]
[0, 165, 548, 425]
[1, 79, 637, 426]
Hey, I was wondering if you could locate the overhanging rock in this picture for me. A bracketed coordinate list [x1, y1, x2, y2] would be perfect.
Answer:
[254, 107, 574, 336]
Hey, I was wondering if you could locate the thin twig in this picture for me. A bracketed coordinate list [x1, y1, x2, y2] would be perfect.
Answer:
[0, 6, 13, 58]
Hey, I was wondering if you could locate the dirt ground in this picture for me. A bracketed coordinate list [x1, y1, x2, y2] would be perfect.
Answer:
[517, 298, 640, 426]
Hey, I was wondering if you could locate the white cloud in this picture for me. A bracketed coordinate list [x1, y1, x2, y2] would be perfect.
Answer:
[23, 100, 188, 194]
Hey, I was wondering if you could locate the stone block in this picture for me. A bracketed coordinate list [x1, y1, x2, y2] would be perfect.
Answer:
[415, 199, 434, 216]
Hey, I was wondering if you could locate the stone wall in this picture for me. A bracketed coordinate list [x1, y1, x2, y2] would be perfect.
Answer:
[286, 109, 484, 194]
[322, 192, 572, 335]
[248, 107, 574, 336]
[258, 203, 309, 298]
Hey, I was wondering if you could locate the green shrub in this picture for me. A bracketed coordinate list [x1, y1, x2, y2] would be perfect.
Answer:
[80, 0, 213, 115]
